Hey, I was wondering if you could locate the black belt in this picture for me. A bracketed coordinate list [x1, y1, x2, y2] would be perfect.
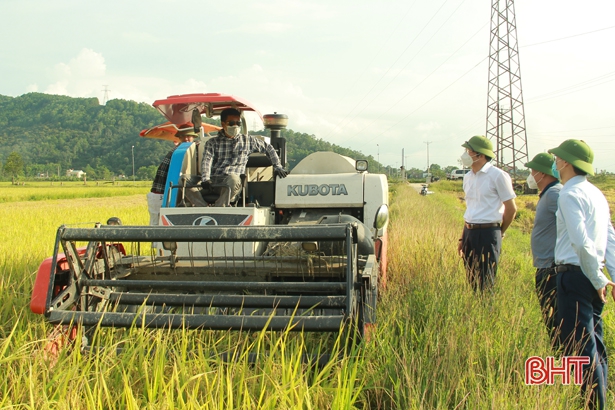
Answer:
[465, 222, 501, 230]
[555, 264, 582, 273]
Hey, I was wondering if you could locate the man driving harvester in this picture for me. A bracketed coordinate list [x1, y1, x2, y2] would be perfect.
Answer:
[200, 108, 288, 206]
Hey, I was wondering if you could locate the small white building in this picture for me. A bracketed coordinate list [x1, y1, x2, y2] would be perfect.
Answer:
[66, 169, 85, 178]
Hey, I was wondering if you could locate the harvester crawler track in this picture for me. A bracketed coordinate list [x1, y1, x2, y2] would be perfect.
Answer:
[44, 224, 374, 335]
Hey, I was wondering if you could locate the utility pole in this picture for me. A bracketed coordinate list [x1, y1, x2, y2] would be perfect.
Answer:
[486, 0, 528, 181]
[376, 144, 380, 174]
[424, 141, 432, 174]
[400, 148, 406, 181]
[131, 145, 135, 184]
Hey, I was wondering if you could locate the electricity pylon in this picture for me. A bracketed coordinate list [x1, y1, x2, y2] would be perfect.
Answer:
[486, 0, 528, 181]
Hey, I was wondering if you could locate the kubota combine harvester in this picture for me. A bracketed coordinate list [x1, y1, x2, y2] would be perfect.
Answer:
[30, 93, 389, 343]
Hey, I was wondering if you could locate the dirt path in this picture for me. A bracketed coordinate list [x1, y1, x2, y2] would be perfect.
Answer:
[409, 183, 426, 194]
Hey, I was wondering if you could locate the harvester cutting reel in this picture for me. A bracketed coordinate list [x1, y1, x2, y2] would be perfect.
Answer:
[32, 222, 380, 344]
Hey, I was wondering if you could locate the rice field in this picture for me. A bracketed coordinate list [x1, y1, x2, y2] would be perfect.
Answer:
[0, 181, 150, 203]
[0, 181, 613, 408]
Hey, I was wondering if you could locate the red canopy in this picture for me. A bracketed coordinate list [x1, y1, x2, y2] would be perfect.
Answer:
[152, 93, 263, 125]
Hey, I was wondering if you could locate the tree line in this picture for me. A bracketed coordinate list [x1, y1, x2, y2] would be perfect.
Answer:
[0, 93, 389, 181]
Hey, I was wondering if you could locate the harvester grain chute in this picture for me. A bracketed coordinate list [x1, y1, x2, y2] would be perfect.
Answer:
[31, 93, 389, 345]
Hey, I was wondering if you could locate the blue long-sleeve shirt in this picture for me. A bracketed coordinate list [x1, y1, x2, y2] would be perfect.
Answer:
[531, 181, 562, 268]
[555, 175, 613, 289]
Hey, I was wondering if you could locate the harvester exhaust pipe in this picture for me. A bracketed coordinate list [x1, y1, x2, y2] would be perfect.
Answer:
[263, 113, 288, 168]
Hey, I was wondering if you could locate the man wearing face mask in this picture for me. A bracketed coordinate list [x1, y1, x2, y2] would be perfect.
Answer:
[547, 139, 615, 410]
[458, 135, 517, 291]
[524, 153, 562, 345]
[200, 108, 288, 207]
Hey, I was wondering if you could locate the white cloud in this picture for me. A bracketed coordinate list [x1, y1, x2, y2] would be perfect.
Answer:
[249, 0, 333, 19]
[45, 81, 69, 95]
[54, 62, 71, 77]
[69, 48, 106, 78]
[44, 48, 107, 97]
[255, 22, 293, 33]
[416, 121, 441, 132]
[218, 22, 293, 34]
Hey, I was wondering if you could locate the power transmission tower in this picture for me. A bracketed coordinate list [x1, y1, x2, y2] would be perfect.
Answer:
[102, 85, 110, 105]
[486, 0, 528, 182]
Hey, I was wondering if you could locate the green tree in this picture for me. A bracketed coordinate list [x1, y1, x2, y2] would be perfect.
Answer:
[96, 165, 113, 180]
[137, 165, 157, 181]
[428, 163, 446, 178]
[4, 152, 24, 177]
[406, 167, 424, 179]
[0, 92, 390, 178]
[444, 165, 458, 175]
[83, 164, 96, 179]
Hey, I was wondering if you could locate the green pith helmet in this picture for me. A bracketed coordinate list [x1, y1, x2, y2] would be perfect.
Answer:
[461, 135, 495, 159]
[548, 139, 594, 176]
[525, 153, 555, 177]
[175, 123, 199, 138]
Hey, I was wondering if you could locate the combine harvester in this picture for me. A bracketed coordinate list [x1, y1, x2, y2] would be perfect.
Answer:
[31, 93, 389, 346]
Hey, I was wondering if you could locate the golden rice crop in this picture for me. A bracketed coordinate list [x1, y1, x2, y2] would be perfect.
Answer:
[1, 182, 613, 408]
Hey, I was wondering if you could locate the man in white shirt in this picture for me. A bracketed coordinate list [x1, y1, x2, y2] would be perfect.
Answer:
[548, 139, 615, 410]
[458, 135, 517, 291]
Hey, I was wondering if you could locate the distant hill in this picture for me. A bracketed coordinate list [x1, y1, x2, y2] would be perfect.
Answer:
[0, 93, 380, 178]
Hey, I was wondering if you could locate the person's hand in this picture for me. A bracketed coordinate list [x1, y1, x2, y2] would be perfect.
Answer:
[457, 238, 463, 256]
[201, 180, 212, 190]
[598, 281, 615, 303]
[274, 167, 288, 178]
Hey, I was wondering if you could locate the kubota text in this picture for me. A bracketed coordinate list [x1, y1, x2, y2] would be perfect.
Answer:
[287, 184, 348, 196]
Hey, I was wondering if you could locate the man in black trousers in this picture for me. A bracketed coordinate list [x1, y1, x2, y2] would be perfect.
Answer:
[457, 136, 517, 291]
[525, 152, 562, 345]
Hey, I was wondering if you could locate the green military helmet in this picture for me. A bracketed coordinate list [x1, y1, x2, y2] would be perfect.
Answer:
[461, 135, 495, 159]
[548, 139, 594, 176]
[524, 153, 555, 177]
[175, 123, 199, 138]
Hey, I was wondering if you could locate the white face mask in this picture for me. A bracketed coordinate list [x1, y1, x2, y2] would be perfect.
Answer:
[526, 174, 538, 190]
[225, 125, 240, 138]
[460, 151, 477, 168]
[527, 172, 544, 190]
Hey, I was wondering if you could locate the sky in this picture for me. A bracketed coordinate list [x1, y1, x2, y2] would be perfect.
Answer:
[1, 0, 615, 172]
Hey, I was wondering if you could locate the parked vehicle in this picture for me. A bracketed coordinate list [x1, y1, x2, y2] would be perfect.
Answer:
[447, 169, 470, 180]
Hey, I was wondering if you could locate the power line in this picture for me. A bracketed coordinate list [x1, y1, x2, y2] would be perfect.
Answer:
[356, 56, 488, 151]
[534, 125, 615, 134]
[531, 134, 615, 141]
[320, 0, 451, 141]
[339, 22, 488, 149]
[328, 0, 418, 108]
[330, 0, 469, 140]
[526, 71, 615, 104]
[521, 25, 615, 48]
